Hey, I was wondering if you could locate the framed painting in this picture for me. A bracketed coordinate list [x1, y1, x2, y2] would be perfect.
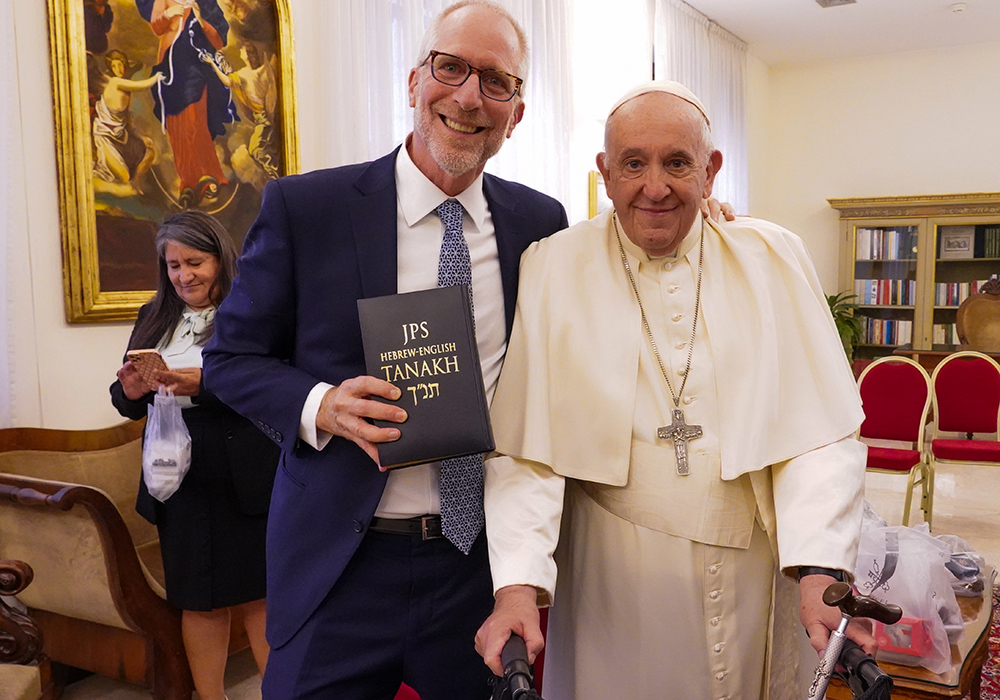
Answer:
[939, 226, 975, 261]
[587, 170, 610, 219]
[49, 0, 299, 322]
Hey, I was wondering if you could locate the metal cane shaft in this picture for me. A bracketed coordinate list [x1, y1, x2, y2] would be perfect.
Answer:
[806, 619, 848, 700]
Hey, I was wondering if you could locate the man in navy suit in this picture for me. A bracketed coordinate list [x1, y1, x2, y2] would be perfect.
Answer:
[202, 2, 567, 698]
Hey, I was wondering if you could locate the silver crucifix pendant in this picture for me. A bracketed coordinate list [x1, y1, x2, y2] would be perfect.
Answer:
[657, 408, 703, 475]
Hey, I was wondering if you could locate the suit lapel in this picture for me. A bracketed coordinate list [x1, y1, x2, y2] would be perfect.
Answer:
[484, 175, 530, 338]
[349, 148, 401, 299]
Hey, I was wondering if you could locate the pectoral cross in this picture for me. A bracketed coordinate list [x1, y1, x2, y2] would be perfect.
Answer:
[657, 408, 703, 475]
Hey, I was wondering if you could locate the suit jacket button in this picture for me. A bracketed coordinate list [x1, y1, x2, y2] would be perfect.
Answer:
[275, 431, 283, 442]
[226, 431, 235, 440]
[353, 520, 363, 533]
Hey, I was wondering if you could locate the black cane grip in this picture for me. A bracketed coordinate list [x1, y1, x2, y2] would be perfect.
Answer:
[822, 582, 903, 624]
[501, 634, 529, 670]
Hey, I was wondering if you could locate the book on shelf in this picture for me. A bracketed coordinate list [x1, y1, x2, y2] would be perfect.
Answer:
[934, 279, 991, 306]
[862, 318, 912, 346]
[357, 285, 494, 469]
[982, 225, 1000, 258]
[854, 278, 916, 306]
[933, 323, 959, 346]
[855, 226, 918, 261]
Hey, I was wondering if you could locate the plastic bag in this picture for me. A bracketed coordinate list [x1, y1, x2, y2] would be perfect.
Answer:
[935, 533, 987, 597]
[852, 501, 963, 674]
[142, 387, 192, 502]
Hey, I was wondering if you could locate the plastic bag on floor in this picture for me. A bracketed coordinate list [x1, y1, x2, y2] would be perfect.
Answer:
[852, 501, 962, 674]
[935, 533, 987, 597]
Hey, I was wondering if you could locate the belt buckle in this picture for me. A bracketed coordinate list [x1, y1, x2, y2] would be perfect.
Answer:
[420, 515, 441, 540]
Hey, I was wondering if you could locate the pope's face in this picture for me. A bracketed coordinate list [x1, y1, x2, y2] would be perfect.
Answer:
[598, 93, 722, 257]
[407, 5, 525, 191]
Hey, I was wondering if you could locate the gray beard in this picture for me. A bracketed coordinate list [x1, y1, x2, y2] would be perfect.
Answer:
[416, 109, 506, 178]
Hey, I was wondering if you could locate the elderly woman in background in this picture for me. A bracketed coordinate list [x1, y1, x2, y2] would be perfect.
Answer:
[110, 211, 277, 700]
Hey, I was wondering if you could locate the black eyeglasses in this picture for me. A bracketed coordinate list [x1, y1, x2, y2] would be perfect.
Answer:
[423, 50, 523, 102]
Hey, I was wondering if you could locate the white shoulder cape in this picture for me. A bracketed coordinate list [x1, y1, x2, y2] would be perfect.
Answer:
[490, 209, 864, 483]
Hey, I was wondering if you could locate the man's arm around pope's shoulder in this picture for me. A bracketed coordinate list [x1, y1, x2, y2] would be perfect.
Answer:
[477, 454, 566, 675]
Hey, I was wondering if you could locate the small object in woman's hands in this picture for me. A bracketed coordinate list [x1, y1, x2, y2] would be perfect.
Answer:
[127, 349, 170, 386]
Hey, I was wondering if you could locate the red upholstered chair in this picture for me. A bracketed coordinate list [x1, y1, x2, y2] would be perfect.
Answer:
[394, 684, 420, 700]
[856, 356, 934, 527]
[929, 350, 1000, 484]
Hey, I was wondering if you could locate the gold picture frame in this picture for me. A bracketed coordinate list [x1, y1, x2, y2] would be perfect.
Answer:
[588, 170, 610, 219]
[49, 0, 299, 322]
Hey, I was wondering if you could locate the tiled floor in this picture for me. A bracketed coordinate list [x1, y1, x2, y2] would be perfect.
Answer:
[60, 461, 1000, 700]
[865, 460, 1000, 567]
[61, 647, 262, 700]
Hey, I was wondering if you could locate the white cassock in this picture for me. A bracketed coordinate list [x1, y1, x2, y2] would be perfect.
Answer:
[485, 209, 868, 700]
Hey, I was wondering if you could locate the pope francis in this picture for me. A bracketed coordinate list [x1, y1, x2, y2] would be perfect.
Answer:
[474, 81, 876, 700]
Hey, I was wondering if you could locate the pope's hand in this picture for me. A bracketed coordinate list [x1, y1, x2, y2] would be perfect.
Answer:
[799, 574, 878, 658]
[475, 584, 543, 677]
[317, 376, 407, 469]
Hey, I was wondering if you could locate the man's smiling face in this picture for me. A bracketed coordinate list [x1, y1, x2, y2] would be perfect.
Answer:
[407, 4, 524, 193]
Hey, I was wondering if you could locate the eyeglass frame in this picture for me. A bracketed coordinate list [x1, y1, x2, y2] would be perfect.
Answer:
[422, 50, 524, 102]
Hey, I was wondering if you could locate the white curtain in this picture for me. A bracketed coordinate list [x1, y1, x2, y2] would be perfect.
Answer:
[650, 0, 748, 214]
[1, 0, 15, 427]
[321, 0, 572, 204]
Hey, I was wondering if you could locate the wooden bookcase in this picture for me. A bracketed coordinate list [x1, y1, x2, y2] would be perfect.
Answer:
[830, 193, 1000, 361]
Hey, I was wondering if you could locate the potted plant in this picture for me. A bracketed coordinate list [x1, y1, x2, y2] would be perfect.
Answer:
[827, 291, 865, 362]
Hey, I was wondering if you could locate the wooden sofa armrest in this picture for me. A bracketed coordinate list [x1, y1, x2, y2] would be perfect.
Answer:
[0, 559, 42, 665]
[0, 477, 179, 636]
[0, 475, 192, 700]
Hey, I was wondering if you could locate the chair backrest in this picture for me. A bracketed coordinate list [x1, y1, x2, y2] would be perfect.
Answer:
[857, 356, 932, 444]
[956, 279, 1000, 351]
[931, 350, 1000, 436]
[0, 476, 160, 631]
[0, 421, 155, 548]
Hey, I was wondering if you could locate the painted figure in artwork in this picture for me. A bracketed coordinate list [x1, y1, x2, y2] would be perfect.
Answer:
[200, 42, 279, 184]
[136, 0, 238, 208]
[92, 49, 163, 198]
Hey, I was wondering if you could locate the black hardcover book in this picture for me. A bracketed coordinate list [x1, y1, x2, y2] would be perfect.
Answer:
[357, 285, 494, 469]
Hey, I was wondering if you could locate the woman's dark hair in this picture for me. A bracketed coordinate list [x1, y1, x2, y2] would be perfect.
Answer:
[128, 211, 239, 350]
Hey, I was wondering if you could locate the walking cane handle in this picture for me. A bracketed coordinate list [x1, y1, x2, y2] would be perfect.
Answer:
[822, 582, 903, 625]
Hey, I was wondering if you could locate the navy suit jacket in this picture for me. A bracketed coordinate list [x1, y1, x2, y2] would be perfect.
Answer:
[203, 148, 568, 647]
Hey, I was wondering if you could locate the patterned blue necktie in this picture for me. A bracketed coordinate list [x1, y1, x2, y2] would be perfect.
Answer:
[435, 198, 484, 554]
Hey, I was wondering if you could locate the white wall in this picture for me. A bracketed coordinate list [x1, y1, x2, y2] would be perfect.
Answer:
[749, 41, 1000, 292]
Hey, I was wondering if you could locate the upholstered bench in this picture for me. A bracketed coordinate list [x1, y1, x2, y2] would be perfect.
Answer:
[0, 421, 193, 700]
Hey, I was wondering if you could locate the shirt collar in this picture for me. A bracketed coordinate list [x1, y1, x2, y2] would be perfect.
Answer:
[180, 305, 216, 335]
[615, 211, 704, 265]
[396, 134, 489, 232]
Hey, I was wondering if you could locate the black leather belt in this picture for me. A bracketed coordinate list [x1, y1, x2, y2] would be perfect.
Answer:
[369, 515, 443, 540]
